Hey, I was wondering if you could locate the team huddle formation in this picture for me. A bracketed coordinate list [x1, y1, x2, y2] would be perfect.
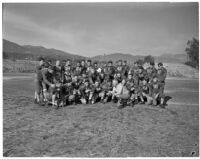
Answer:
[34, 58, 167, 109]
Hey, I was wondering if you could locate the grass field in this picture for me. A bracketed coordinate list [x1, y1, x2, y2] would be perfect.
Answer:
[3, 73, 199, 157]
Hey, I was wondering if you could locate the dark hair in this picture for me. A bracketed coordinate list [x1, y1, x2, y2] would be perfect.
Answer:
[87, 60, 92, 63]
[38, 57, 44, 61]
[158, 62, 163, 66]
[108, 60, 113, 64]
[150, 62, 155, 66]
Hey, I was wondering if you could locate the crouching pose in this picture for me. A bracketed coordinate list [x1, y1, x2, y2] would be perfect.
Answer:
[148, 76, 165, 107]
[116, 79, 130, 109]
[138, 79, 151, 104]
[79, 80, 91, 104]
[70, 75, 81, 105]
[126, 73, 139, 106]
[89, 81, 102, 104]
[99, 79, 113, 103]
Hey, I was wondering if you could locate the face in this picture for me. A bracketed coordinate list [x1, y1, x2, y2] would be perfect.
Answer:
[142, 80, 147, 85]
[48, 69, 53, 74]
[77, 62, 81, 67]
[85, 82, 89, 87]
[66, 60, 71, 66]
[108, 62, 112, 67]
[153, 77, 158, 83]
[95, 81, 100, 87]
[74, 76, 78, 82]
[65, 75, 71, 81]
[117, 73, 121, 77]
[112, 80, 118, 87]
[87, 61, 91, 66]
[39, 60, 44, 66]
[134, 63, 138, 67]
[81, 61, 85, 66]
[56, 60, 60, 66]
[122, 79, 126, 85]
[118, 61, 122, 66]
[82, 73, 86, 78]
[147, 68, 152, 74]
[139, 68, 143, 73]
[91, 68, 95, 74]
[123, 61, 127, 66]
[94, 63, 98, 68]
[128, 74, 132, 80]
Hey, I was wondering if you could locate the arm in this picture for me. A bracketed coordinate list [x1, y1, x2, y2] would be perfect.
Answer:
[41, 69, 53, 86]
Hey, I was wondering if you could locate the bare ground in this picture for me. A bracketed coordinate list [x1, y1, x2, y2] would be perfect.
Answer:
[3, 75, 199, 157]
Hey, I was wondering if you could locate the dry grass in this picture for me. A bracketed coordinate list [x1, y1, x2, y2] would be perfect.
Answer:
[3, 60, 38, 73]
[3, 77, 199, 157]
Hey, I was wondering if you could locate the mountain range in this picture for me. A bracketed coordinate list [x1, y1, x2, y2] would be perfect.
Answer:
[3, 39, 187, 64]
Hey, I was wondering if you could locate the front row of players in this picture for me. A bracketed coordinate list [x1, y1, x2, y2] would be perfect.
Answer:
[34, 58, 167, 109]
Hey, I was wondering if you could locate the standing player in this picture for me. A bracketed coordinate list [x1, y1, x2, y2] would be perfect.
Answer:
[34, 57, 45, 105]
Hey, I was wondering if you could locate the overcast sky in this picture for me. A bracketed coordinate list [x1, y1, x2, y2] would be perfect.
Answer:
[3, 3, 199, 57]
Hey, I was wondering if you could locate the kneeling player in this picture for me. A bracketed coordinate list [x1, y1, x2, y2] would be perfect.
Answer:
[138, 79, 150, 104]
[100, 79, 113, 103]
[126, 73, 139, 106]
[89, 80, 102, 104]
[148, 76, 165, 107]
[79, 80, 91, 104]
[116, 79, 130, 109]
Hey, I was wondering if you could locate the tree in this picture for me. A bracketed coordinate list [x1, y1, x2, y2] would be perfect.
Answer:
[144, 55, 155, 64]
[185, 38, 199, 69]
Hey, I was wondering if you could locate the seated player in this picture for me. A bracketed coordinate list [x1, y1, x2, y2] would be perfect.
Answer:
[100, 79, 113, 103]
[79, 80, 91, 104]
[111, 79, 123, 103]
[70, 75, 81, 105]
[116, 79, 130, 109]
[126, 73, 139, 106]
[89, 80, 102, 104]
[62, 73, 73, 106]
[138, 79, 150, 104]
[114, 71, 122, 83]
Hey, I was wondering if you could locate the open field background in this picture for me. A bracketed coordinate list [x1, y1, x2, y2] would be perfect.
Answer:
[3, 59, 199, 79]
[3, 73, 199, 157]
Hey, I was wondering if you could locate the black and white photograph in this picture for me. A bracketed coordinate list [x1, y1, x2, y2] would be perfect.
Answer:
[2, 2, 199, 157]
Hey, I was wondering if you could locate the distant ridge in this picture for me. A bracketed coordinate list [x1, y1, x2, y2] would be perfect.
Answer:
[3, 39, 86, 61]
[3, 39, 187, 63]
[92, 53, 187, 64]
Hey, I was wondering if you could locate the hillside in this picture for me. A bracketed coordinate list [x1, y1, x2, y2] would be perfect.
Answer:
[3, 39, 188, 65]
[92, 53, 187, 64]
[3, 39, 86, 61]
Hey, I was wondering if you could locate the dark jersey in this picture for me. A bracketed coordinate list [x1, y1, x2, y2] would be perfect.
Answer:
[54, 66, 62, 83]
[157, 67, 167, 83]
[73, 66, 82, 76]
[41, 68, 53, 86]
[149, 82, 162, 96]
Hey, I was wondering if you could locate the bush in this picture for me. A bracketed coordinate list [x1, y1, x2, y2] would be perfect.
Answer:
[185, 61, 198, 69]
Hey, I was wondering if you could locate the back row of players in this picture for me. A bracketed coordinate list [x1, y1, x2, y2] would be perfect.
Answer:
[34, 58, 167, 109]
